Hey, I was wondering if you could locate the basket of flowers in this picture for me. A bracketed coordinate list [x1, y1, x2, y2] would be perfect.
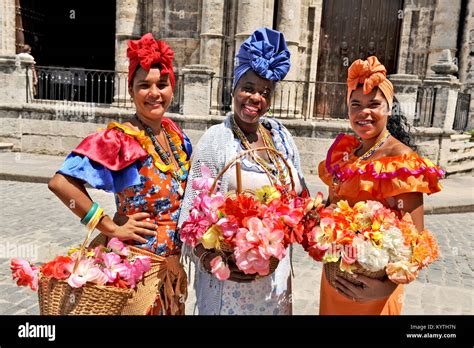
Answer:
[301, 200, 439, 286]
[11, 224, 163, 315]
[180, 147, 314, 280]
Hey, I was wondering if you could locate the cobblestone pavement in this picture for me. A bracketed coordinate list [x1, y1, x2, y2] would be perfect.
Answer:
[0, 181, 472, 315]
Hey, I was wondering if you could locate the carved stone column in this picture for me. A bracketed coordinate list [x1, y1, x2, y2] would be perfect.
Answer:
[114, 0, 142, 104]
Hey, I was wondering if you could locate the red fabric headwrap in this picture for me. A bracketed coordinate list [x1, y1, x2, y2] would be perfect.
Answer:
[127, 33, 175, 89]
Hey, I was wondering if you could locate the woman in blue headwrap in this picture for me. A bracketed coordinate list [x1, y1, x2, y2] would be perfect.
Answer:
[178, 28, 308, 315]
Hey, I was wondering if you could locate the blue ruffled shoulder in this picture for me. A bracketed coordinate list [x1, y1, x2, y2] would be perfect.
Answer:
[58, 153, 143, 193]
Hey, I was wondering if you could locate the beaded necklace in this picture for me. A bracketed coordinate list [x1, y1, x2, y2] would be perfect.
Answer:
[354, 130, 391, 162]
[230, 116, 288, 186]
[135, 115, 188, 194]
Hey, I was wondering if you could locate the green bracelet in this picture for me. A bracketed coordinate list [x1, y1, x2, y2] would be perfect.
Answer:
[80, 202, 99, 225]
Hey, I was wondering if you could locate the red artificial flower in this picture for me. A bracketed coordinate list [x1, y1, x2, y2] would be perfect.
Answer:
[220, 194, 261, 226]
[41, 256, 73, 280]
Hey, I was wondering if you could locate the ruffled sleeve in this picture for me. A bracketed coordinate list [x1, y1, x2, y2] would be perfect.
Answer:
[57, 127, 148, 193]
[318, 133, 445, 200]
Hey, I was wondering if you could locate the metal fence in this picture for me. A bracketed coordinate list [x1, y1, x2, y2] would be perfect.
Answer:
[27, 66, 184, 114]
[414, 86, 437, 127]
[453, 92, 471, 131]
[210, 76, 348, 120]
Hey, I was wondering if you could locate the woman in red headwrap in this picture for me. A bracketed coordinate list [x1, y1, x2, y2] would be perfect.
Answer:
[317, 56, 443, 315]
[48, 33, 192, 315]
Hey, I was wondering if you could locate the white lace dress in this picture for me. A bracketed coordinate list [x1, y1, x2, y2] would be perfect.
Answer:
[178, 114, 306, 315]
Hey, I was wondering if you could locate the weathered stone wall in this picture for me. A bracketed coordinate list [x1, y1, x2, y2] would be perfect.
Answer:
[397, 0, 436, 78]
[146, 0, 201, 72]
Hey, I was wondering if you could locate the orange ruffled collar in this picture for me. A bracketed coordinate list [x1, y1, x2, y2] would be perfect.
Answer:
[325, 133, 445, 183]
[107, 121, 190, 174]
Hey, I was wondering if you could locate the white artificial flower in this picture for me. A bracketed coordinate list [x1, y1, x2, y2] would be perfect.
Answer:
[382, 227, 412, 262]
[353, 236, 389, 272]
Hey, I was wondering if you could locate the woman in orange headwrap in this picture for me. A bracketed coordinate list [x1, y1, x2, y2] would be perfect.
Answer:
[317, 56, 444, 315]
[48, 33, 192, 315]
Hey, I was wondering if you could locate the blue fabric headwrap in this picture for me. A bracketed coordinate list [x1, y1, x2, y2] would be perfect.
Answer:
[233, 28, 291, 90]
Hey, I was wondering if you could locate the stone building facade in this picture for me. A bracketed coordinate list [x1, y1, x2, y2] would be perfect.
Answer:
[0, 0, 473, 176]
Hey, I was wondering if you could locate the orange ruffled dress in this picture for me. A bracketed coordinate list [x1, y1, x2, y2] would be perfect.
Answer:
[318, 134, 444, 315]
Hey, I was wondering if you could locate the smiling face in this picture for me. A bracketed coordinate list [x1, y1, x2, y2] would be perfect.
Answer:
[129, 66, 173, 122]
[348, 86, 391, 140]
[233, 70, 274, 127]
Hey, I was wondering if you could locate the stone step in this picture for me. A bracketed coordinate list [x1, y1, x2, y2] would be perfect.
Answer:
[450, 134, 471, 142]
[448, 150, 474, 164]
[446, 161, 474, 176]
[0, 142, 14, 152]
[450, 141, 474, 153]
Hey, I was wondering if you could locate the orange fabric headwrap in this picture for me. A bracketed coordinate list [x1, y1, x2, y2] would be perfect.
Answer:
[346, 56, 393, 109]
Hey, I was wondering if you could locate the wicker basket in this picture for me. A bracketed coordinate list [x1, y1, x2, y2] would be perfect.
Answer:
[38, 233, 163, 315]
[206, 146, 296, 278]
[324, 261, 386, 287]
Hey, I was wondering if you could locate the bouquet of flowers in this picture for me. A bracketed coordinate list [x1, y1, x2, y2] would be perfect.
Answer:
[301, 200, 439, 285]
[180, 161, 313, 280]
[11, 237, 155, 315]
[11, 237, 151, 291]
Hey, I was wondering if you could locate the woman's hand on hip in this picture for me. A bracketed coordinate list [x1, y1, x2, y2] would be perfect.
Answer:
[108, 212, 157, 243]
[334, 273, 398, 303]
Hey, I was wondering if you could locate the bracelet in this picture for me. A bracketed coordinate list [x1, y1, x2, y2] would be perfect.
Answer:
[81, 202, 99, 225]
[87, 207, 104, 232]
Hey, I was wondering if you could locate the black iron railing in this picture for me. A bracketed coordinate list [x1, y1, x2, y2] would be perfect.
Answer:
[210, 76, 348, 120]
[414, 86, 437, 127]
[27, 66, 184, 114]
[453, 92, 471, 131]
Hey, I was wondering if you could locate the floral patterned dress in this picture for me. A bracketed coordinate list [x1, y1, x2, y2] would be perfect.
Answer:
[58, 119, 192, 315]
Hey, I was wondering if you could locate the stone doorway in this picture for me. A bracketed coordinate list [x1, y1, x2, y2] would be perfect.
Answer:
[314, 0, 404, 119]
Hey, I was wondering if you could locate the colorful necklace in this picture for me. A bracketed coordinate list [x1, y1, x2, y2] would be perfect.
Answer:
[230, 116, 288, 186]
[135, 115, 188, 195]
[355, 130, 391, 162]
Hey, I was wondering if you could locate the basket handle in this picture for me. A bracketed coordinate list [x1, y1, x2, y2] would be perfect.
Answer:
[209, 146, 295, 194]
[72, 213, 103, 273]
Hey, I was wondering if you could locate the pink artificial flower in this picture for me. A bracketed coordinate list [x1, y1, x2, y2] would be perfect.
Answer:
[192, 164, 217, 191]
[11, 259, 39, 291]
[102, 252, 129, 283]
[234, 226, 260, 253]
[200, 193, 225, 222]
[253, 218, 286, 260]
[216, 217, 239, 240]
[180, 208, 212, 247]
[131, 256, 152, 284]
[210, 256, 230, 281]
[66, 259, 108, 288]
[234, 247, 270, 276]
[107, 237, 130, 256]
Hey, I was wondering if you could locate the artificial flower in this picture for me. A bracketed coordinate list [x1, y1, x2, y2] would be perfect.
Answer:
[201, 225, 224, 250]
[255, 185, 281, 204]
[41, 256, 73, 280]
[66, 259, 108, 288]
[210, 256, 231, 281]
[11, 259, 39, 291]
[386, 260, 419, 284]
